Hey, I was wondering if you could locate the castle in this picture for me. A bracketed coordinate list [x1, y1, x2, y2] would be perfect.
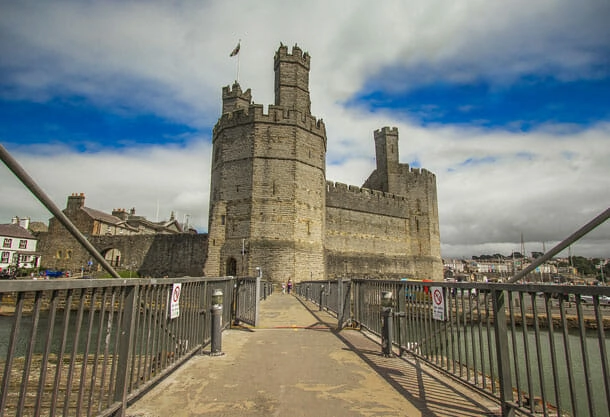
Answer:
[204, 43, 442, 282]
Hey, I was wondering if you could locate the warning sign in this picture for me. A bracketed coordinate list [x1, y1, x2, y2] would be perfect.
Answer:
[431, 287, 445, 321]
[170, 283, 181, 319]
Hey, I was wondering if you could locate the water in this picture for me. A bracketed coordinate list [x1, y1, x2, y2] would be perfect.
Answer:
[433, 323, 610, 416]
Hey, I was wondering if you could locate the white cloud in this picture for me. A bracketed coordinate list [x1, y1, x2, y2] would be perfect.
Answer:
[1, 0, 608, 259]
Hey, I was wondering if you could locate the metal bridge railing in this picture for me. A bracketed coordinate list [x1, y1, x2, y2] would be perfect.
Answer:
[295, 279, 351, 328]
[0, 276, 258, 417]
[301, 278, 609, 417]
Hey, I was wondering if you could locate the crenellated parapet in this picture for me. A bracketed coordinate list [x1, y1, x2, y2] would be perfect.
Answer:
[222, 82, 252, 114]
[374, 126, 399, 138]
[274, 43, 311, 71]
[404, 166, 437, 188]
[214, 103, 326, 140]
[326, 181, 408, 218]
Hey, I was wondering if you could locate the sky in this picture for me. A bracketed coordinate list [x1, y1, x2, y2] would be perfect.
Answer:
[1, 0, 609, 259]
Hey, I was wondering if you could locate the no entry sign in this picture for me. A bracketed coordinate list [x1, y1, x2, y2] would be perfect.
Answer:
[431, 286, 445, 321]
[170, 283, 182, 319]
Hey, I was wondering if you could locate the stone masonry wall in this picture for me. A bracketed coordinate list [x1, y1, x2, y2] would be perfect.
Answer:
[38, 229, 207, 278]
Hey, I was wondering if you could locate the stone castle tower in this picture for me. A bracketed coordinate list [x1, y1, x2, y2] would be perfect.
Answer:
[205, 44, 442, 282]
[205, 44, 327, 282]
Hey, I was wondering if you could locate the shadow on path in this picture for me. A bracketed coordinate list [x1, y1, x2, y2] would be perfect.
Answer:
[294, 295, 501, 417]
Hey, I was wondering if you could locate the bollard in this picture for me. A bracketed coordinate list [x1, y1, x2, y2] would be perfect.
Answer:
[210, 289, 224, 356]
[319, 285, 325, 311]
[381, 291, 394, 357]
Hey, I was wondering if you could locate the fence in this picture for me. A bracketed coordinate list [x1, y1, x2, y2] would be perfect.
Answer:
[298, 279, 610, 417]
[0, 276, 259, 417]
[233, 277, 274, 326]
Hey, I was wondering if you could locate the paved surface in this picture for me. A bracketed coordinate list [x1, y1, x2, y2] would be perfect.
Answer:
[126, 293, 500, 417]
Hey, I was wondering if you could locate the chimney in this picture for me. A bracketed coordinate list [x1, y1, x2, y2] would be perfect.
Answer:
[67, 193, 86, 212]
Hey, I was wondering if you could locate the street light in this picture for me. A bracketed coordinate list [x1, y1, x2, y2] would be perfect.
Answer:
[255, 266, 262, 279]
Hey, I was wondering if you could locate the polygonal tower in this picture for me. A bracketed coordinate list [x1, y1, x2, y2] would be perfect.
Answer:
[205, 44, 327, 283]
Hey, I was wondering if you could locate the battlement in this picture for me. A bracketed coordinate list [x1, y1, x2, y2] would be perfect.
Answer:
[374, 126, 399, 138]
[214, 103, 326, 138]
[222, 82, 252, 114]
[327, 181, 407, 202]
[407, 166, 436, 180]
[326, 181, 408, 218]
[274, 43, 310, 70]
[222, 82, 252, 101]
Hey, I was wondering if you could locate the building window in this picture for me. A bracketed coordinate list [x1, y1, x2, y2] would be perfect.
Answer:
[19, 240, 27, 249]
[1, 252, 9, 263]
[220, 215, 226, 225]
[3, 238, 11, 248]
[66, 250, 72, 259]
[56, 250, 62, 259]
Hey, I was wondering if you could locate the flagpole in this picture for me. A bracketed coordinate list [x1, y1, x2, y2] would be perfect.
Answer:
[237, 50, 240, 83]
[237, 38, 241, 83]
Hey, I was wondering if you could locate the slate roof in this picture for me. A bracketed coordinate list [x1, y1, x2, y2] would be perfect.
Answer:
[80, 206, 180, 233]
[0, 224, 36, 239]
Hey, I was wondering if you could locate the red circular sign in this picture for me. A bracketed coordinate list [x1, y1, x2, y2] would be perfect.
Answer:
[173, 285, 181, 302]
[433, 288, 442, 305]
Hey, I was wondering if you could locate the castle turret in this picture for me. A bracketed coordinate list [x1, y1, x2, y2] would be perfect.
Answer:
[373, 127, 400, 194]
[222, 82, 252, 114]
[274, 43, 311, 115]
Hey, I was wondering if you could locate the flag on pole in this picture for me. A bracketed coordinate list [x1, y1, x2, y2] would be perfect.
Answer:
[230, 41, 240, 57]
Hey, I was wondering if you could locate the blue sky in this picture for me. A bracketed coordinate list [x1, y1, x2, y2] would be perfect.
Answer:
[0, 99, 196, 151]
[1, 0, 609, 258]
[350, 76, 610, 131]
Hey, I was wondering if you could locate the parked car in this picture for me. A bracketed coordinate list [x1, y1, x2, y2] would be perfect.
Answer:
[44, 270, 64, 278]
[580, 295, 594, 304]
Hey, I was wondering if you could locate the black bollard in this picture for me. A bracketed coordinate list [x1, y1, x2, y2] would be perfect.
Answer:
[319, 285, 325, 311]
[381, 291, 394, 357]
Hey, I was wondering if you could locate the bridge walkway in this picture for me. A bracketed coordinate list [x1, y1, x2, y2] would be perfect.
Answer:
[126, 293, 501, 417]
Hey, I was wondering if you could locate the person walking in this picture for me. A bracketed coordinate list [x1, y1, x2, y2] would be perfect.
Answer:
[281, 282, 286, 294]
[287, 279, 293, 294]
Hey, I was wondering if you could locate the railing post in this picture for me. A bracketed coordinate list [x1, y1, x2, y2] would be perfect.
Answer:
[338, 279, 344, 329]
[254, 275, 261, 326]
[113, 284, 138, 416]
[492, 289, 515, 417]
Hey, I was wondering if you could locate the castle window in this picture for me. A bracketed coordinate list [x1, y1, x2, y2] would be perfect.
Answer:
[56, 250, 62, 259]
[416, 218, 420, 232]
[307, 221, 311, 235]
[272, 181, 276, 195]
[220, 215, 226, 225]
[66, 250, 72, 259]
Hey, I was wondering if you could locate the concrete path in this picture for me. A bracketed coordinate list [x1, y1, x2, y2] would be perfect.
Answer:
[126, 293, 500, 417]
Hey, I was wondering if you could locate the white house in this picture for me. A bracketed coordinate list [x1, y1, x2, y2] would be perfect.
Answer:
[0, 217, 40, 273]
